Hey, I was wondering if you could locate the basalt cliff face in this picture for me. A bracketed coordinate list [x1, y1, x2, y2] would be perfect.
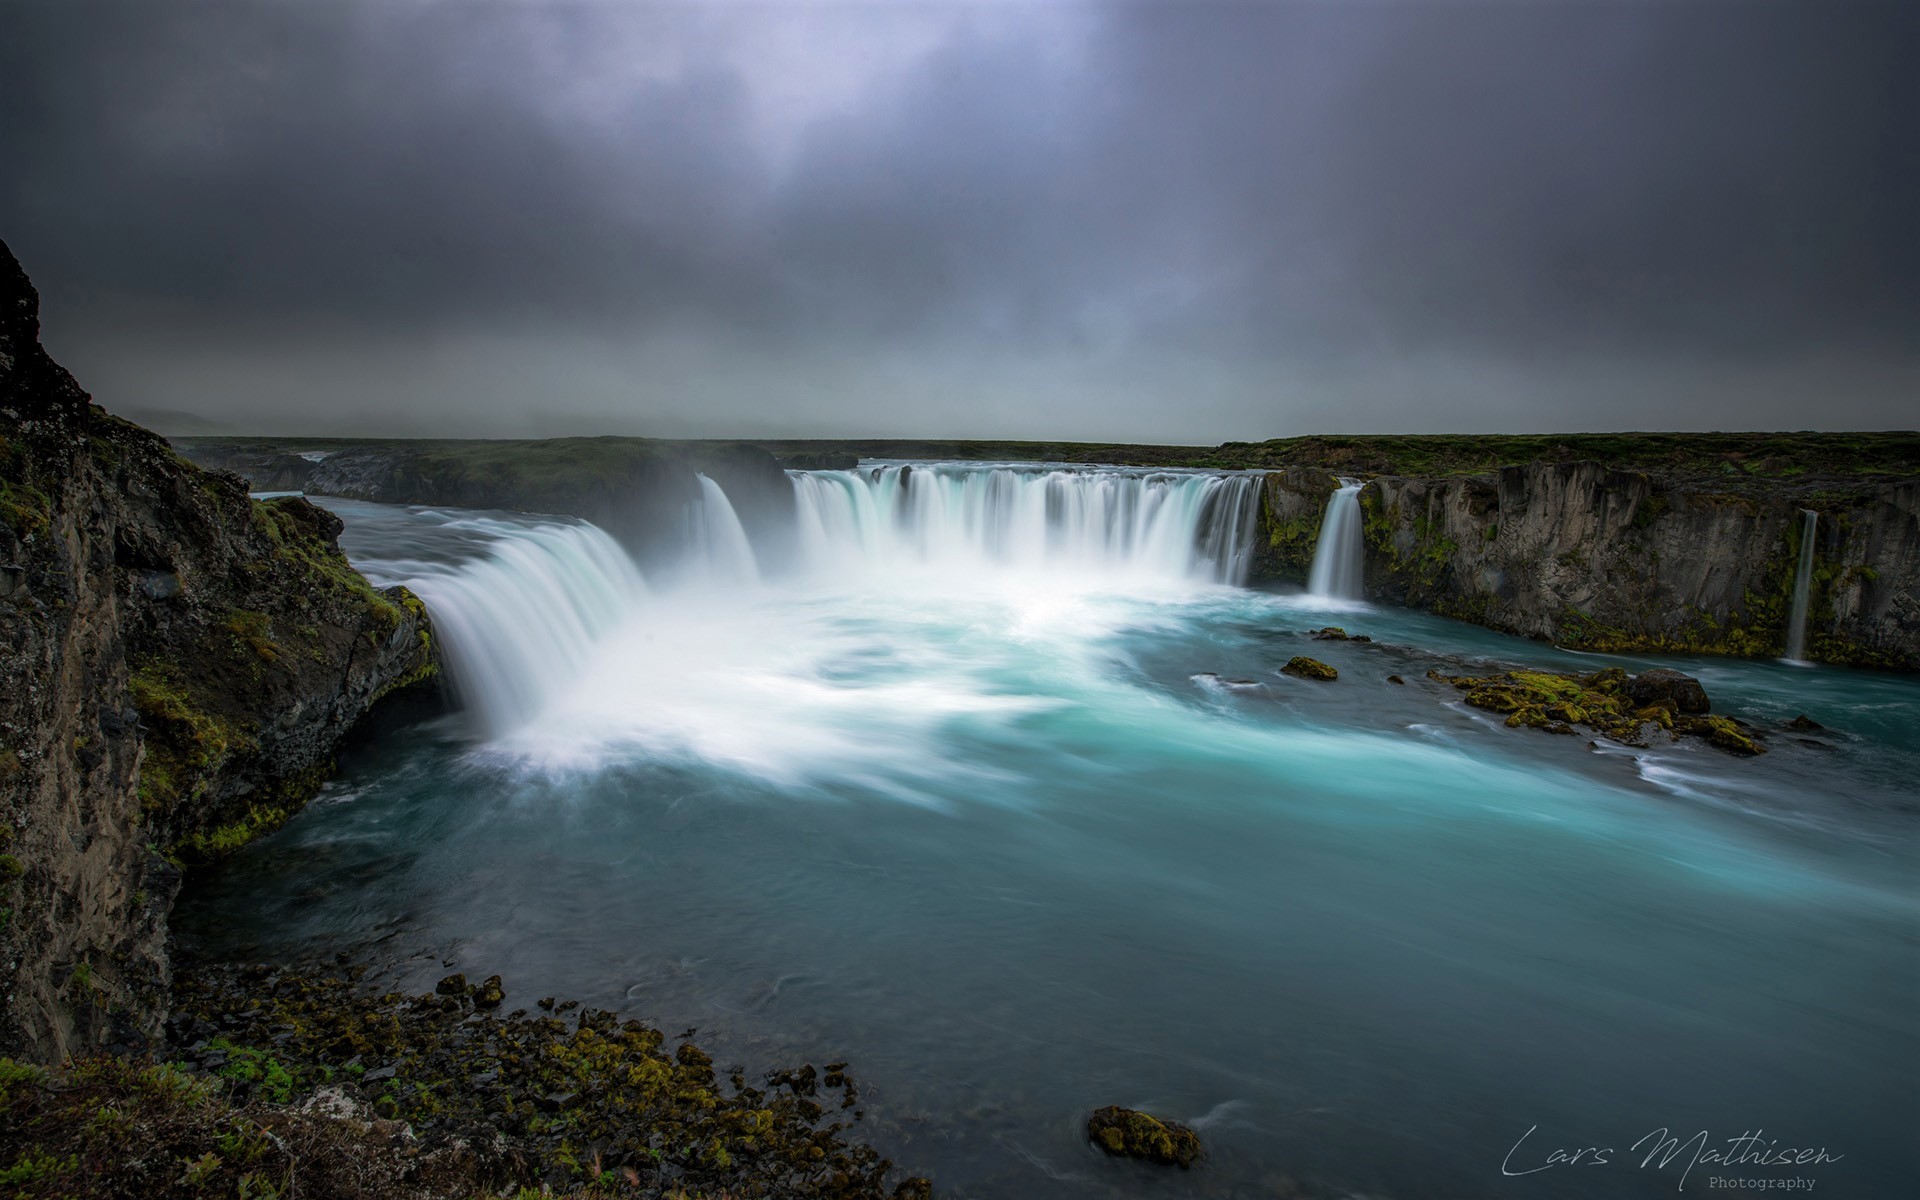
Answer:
[1254, 463, 1919, 668]
[0, 242, 437, 1062]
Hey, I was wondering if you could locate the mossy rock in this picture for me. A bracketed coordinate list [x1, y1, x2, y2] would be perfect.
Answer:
[1431, 666, 1764, 756]
[1087, 1105, 1202, 1168]
[1282, 656, 1338, 681]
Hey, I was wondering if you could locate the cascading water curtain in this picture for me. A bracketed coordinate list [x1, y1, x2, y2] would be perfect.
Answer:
[787, 464, 1263, 584]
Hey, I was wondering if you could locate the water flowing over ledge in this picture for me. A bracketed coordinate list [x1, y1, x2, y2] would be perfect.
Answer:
[792, 463, 1263, 586]
[330, 463, 1265, 750]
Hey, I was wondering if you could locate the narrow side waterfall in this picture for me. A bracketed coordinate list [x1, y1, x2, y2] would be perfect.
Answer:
[788, 464, 1263, 584]
[1784, 509, 1818, 662]
[1306, 479, 1366, 600]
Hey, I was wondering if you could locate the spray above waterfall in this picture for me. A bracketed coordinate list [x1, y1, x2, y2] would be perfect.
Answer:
[1784, 509, 1818, 663]
[1307, 479, 1367, 601]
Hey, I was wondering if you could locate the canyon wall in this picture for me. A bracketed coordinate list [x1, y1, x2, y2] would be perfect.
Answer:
[0, 242, 438, 1061]
[1253, 463, 1919, 668]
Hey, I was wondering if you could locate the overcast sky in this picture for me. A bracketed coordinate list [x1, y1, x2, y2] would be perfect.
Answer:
[3, 0, 1913, 441]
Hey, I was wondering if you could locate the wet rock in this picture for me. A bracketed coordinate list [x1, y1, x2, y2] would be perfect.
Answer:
[473, 974, 505, 1008]
[1282, 656, 1338, 681]
[435, 973, 468, 996]
[1387, 675, 1406, 685]
[1087, 1105, 1202, 1168]
[1626, 667, 1711, 714]
[1787, 714, 1825, 731]
[1678, 714, 1765, 756]
[1311, 626, 1350, 640]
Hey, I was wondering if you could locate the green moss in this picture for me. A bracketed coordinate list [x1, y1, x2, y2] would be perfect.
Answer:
[0, 476, 51, 537]
[1086, 1106, 1202, 1168]
[170, 804, 294, 865]
[222, 609, 283, 664]
[128, 663, 249, 810]
[1282, 656, 1338, 681]
[250, 497, 401, 629]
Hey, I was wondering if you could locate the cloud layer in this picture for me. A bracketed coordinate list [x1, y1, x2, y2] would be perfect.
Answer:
[4, 0, 1913, 439]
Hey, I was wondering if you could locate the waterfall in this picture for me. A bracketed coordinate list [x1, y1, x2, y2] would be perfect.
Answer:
[354, 511, 650, 737]
[787, 464, 1263, 585]
[1784, 509, 1818, 662]
[1306, 479, 1366, 600]
[325, 462, 1264, 743]
[684, 474, 761, 587]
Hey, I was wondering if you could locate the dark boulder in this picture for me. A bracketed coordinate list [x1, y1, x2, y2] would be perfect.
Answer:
[1087, 1105, 1202, 1168]
[1626, 668, 1711, 714]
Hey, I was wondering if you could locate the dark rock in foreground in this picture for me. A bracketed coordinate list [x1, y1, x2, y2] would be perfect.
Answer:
[1087, 1104, 1202, 1168]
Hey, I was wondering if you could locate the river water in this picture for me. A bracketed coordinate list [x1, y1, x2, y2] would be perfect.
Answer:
[178, 465, 1918, 1199]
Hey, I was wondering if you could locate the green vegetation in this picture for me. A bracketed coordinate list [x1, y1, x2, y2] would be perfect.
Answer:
[127, 664, 249, 811]
[248, 496, 403, 632]
[0, 434, 53, 536]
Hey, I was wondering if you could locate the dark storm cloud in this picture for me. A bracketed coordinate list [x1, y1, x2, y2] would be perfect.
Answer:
[1, 0, 1913, 439]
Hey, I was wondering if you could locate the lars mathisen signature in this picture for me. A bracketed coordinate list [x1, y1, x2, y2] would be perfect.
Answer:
[1502, 1125, 1843, 1191]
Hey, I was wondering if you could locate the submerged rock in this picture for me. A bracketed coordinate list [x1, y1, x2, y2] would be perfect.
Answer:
[1626, 667, 1711, 714]
[1087, 1105, 1202, 1167]
[1787, 714, 1826, 731]
[1283, 656, 1339, 681]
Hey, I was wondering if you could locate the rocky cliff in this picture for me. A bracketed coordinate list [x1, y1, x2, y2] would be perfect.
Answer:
[0, 241, 438, 1062]
[1254, 463, 1919, 668]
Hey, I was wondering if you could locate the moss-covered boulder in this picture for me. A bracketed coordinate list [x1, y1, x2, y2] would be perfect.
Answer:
[1087, 1105, 1202, 1168]
[1430, 666, 1764, 755]
[1283, 656, 1339, 681]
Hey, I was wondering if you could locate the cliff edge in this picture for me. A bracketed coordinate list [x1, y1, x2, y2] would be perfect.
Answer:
[0, 241, 437, 1061]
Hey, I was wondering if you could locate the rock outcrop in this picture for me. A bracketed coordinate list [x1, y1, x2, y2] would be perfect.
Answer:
[0, 240, 437, 1062]
[1256, 461, 1919, 668]
[1086, 1105, 1202, 1168]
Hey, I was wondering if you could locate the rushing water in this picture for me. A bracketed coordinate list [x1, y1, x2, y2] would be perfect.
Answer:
[1306, 479, 1365, 601]
[1784, 510, 1819, 664]
[182, 468, 1919, 1199]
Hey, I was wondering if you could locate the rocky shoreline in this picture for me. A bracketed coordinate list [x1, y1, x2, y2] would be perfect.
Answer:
[0, 961, 931, 1200]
